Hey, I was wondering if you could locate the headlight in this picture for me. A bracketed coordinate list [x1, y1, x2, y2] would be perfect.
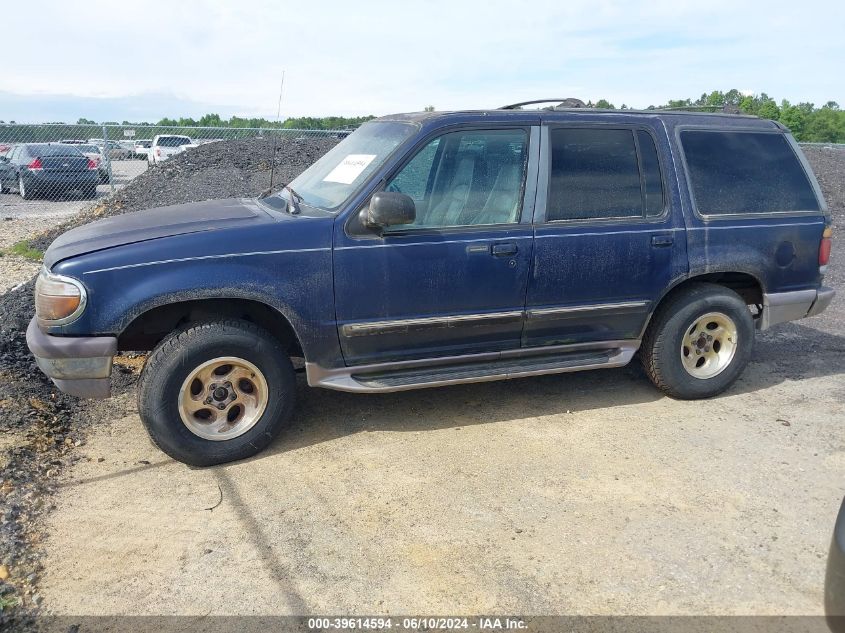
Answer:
[35, 268, 87, 325]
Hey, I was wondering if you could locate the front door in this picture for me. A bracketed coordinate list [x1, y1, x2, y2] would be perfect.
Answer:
[334, 126, 539, 365]
[525, 123, 687, 347]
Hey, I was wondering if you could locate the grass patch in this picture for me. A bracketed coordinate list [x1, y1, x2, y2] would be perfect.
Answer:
[0, 595, 21, 611]
[3, 240, 43, 262]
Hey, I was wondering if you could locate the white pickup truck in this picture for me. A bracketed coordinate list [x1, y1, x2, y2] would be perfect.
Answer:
[148, 135, 197, 166]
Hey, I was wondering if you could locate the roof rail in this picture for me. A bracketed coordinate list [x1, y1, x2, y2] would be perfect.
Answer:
[499, 98, 587, 110]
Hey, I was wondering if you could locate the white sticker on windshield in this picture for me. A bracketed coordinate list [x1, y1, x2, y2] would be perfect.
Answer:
[322, 154, 377, 184]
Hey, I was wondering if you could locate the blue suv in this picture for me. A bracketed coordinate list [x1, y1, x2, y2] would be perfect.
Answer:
[26, 102, 835, 465]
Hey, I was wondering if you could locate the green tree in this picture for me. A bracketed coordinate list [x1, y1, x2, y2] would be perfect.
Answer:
[595, 99, 615, 109]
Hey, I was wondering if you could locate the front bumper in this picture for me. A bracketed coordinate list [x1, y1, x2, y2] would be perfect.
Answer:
[759, 286, 835, 330]
[26, 317, 117, 398]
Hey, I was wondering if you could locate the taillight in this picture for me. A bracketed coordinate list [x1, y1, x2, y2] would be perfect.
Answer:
[86, 158, 98, 170]
[28, 157, 43, 171]
[820, 226, 832, 267]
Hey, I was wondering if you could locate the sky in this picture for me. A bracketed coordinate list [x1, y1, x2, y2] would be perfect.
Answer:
[1, 0, 842, 123]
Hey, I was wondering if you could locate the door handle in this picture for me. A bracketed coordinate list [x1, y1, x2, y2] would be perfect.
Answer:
[491, 242, 518, 257]
[651, 235, 674, 248]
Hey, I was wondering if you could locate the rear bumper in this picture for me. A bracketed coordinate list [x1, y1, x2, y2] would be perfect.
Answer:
[759, 286, 835, 330]
[23, 170, 98, 191]
[26, 317, 116, 398]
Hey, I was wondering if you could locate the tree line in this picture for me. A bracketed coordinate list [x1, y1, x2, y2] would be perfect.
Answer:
[588, 89, 844, 143]
[5, 89, 842, 142]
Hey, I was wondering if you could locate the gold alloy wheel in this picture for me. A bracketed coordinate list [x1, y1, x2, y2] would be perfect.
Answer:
[178, 356, 269, 441]
[680, 311, 739, 379]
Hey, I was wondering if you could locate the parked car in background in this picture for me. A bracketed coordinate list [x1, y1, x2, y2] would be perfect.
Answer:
[70, 144, 110, 184]
[87, 139, 132, 161]
[0, 143, 12, 157]
[0, 143, 97, 199]
[148, 134, 195, 165]
[25, 104, 834, 466]
[59, 139, 86, 145]
[133, 139, 152, 159]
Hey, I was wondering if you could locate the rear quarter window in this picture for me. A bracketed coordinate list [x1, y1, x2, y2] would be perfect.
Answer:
[680, 130, 820, 215]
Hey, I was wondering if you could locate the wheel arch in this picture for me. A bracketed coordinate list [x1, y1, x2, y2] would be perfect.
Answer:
[117, 297, 305, 358]
[640, 271, 765, 338]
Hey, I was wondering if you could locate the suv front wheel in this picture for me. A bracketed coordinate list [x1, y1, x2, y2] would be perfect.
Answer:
[138, 319, 296, 466]
[641, 283, 755, 399]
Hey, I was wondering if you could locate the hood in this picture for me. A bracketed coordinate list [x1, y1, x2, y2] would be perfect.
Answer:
[44, 198, 273, 268]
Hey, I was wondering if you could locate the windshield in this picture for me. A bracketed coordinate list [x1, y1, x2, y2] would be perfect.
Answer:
[273, 120, 418, 211]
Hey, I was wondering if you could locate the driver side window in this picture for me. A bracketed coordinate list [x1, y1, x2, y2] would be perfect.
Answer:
[386, 128, 528, 228]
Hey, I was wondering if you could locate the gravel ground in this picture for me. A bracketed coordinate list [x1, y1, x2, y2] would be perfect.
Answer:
[0, 257, 39, 295]
[0, 141, 841, 628]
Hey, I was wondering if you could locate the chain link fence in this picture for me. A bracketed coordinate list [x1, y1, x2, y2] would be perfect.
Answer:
[0, 123, 349, 213]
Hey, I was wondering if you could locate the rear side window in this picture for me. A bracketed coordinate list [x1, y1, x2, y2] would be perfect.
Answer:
[681, 131, 820, 215]
[158, 136, 191, 147]
[547, 128, 665, 221]
[25, 145, 82, 157]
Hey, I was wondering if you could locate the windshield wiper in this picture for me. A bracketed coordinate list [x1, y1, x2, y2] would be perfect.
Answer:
[258, 183, 303, 215]
[283, 184, 303, 215]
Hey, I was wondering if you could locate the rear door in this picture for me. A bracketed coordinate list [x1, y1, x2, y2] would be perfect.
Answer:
[525, 120, 688, 347]
[334, 125, 540, 365]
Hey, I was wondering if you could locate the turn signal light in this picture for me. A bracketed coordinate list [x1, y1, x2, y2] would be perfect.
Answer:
[34, 269, 86, 324]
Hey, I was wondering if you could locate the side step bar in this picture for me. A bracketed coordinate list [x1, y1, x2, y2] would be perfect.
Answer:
[306, 341, 639, 393]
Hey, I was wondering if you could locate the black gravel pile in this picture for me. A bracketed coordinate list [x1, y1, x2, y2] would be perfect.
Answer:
[803, 146, 844, 291]
[803, 145, 845, 227]
[29, 135, 339, 252]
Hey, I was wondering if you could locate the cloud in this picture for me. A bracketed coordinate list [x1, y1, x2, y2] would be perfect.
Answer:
[1, 0, 842, 122]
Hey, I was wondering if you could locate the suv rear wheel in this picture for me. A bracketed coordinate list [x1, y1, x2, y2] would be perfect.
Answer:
[641, 283, 754, 399]
[138, 319, 296, 466]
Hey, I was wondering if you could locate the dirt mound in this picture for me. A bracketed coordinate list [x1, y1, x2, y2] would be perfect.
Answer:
[803, 145, 845, 227]
[29, 135, 339, 252]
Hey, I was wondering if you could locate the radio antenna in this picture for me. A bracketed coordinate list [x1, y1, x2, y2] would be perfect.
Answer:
[268, 70, 286, 192]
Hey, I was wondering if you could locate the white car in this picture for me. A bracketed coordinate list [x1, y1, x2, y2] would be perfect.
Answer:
[148, 135, 195, 165]
[133, 139, 152, 159]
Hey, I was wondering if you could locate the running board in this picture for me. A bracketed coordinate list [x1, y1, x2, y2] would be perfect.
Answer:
[306, 341, 638, 393]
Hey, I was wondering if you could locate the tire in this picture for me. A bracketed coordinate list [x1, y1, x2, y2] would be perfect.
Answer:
[640, 283, 754, 399]
[138, 319, 296, 466]
[18, 176, 34, 200]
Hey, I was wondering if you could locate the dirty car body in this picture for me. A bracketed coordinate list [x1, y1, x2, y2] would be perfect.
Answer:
[27, 107, 835, 465]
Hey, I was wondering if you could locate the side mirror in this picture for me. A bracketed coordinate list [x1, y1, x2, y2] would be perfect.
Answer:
[365, 191, 415, 229]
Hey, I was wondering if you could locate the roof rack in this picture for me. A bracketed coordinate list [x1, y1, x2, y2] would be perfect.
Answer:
[499, 100, 748, 116]
[499, 98, 587, 110]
